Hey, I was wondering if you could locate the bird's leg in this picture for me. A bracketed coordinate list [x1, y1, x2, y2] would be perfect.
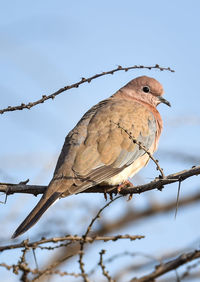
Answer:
[128, 194, 133, 201]
[103, 186, 115, 201]
[117, 179, 134, 193]
[109, 192, 114, 201]
[103, 191, 107, 201]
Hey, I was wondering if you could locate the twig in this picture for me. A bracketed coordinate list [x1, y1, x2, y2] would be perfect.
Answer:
[0, 262, 83, 280]
[131, 250, 200, 282]
[113, 122, 165, 178]
[19, 247, 30, 282]
[32, 253, 75, 281]
[89, 251, 158, 277]
[180, 259, 200, 280]
[0, 64, 174, 114]
[0, 241, 33, 282]
[0, 234, 144, 253]
[98, 191, 200, 235]
[26, 191, 200, 281]
[99, 250, 115, 282]
[78, 196, 121, 282]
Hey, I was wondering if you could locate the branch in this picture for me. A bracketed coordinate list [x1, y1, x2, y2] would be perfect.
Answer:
[131, 250, 200, 282]
[97, 191, 200, 235]
[78, 196, 121, 282]
[36, 190, 200, 277]
[99, 249, 114, 282]
[0, 234, 144, 253]
[0, 260, 83, 280]
[0, 165, 199, 196]
[0, 64, 174, 114]
[113, 122, 165, 178]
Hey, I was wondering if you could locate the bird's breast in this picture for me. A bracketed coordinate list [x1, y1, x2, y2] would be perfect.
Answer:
[101, 144, 155, 186]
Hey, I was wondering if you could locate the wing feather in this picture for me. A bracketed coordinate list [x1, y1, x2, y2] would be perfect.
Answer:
[53, 98, 157, 194]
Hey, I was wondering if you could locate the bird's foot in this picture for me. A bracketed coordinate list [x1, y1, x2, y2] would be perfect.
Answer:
[117, 180, 134, 193]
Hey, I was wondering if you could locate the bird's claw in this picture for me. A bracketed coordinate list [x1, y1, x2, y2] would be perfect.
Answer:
[117, 180, 134, 193]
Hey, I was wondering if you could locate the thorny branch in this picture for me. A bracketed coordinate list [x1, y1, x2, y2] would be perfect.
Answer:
[0, 165, 199, 196]
[0, 261, 83, 280]
[113, 122, 165, 178]
[0, 64, 174, 114]
[2, 64, 199, 282]
[0, 234, 144, 253]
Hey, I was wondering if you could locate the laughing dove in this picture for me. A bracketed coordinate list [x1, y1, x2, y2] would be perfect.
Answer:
[12, 76, 170, 238]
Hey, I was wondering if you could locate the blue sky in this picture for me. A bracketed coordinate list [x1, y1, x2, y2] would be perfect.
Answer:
[0, 1, 200, 281]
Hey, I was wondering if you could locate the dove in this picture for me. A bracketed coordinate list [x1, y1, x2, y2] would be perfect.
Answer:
[12, 75, 170, 238]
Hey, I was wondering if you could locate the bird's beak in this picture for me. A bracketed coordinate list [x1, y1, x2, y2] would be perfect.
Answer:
[158, 96, 171, 107]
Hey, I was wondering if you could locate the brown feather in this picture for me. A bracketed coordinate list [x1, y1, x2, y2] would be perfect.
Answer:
[12, 76, 168, 238]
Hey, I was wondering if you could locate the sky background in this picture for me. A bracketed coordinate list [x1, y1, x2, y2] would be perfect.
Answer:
[0, 1, 200, 281]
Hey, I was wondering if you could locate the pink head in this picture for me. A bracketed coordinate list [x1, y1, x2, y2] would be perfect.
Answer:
[114, 76, 171, 108]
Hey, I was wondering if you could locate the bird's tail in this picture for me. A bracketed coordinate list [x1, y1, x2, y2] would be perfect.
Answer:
[11, 191, 61, 239]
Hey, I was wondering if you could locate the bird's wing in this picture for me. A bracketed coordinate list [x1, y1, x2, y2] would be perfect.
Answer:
[53, 98, 157, 194]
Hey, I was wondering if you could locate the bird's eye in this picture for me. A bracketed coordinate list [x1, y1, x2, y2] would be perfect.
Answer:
[142, 86, 150, 93]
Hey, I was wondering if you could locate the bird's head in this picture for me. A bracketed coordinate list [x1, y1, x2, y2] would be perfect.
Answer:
[117, 76, 171, 108]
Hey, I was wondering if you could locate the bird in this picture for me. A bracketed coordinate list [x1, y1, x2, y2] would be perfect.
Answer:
[12, 75, 170, 238]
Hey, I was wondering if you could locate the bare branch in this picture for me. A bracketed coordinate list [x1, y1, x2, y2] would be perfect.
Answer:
[113, 122, 165, 178]
[99, 249, 115, 282]
[131, 250, 200, 282]
[0, 165, 199, 197]
[97, 191, 200, 235]
[78, 196, 121, 282]
[0, 234, 144, 253]
[0, 64, 174, 114]
[0, 259, 83, 281]
[36, 188, 200, 276]
[32, 253, 79, 281]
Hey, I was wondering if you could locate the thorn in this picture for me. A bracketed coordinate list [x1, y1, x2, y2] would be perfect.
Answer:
[157, 185, 164, 191]
[0, 193, 8, 204]
[175, 180, 181, 219]
[19, 179, 29, 185]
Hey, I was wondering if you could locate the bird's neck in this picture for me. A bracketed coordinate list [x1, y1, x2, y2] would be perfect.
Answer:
[112, 91, 163, 149]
